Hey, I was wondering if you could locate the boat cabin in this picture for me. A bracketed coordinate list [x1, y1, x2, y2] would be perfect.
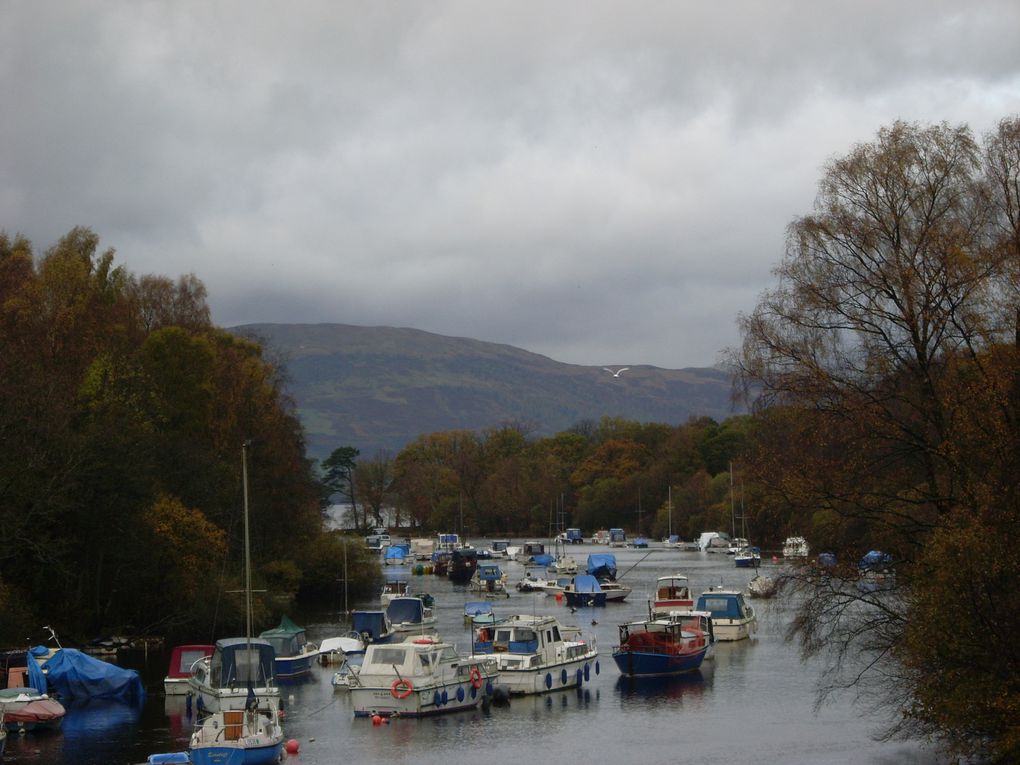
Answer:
[386, 597, 433, 628]
[200, 638, 276, 690]
[436, 533, 461, 552]
[608, 528, 626, 546]
[695, 590, 753, 621]
[165, 644, 214, 685]
[258, 617, 309, 659]
[351, 611, 393, 643]
[473, 615, 591, 663]
[361, 640, 459, 677]
[565, 528, 584, 544]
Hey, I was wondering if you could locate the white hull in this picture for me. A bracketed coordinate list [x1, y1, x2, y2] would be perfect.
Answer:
[711, 617, 757, 641]
[493, 653, 599, 695]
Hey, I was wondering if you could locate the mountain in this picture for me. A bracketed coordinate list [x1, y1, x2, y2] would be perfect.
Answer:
[232, 323, 740, 460]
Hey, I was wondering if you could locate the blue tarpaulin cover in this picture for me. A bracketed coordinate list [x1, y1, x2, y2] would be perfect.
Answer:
[43, 649, 145, 702]
[587, 553, 618, 580]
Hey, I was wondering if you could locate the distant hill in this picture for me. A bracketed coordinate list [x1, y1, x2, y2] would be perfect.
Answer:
[232, 323, 740, 460]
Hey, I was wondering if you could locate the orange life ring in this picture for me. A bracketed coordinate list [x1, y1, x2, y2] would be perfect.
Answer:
[469, 666, 483, 689]
[390, 678, 414, 699]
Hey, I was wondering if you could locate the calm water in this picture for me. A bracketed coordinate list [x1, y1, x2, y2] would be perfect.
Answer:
[5, 544, 947, 765]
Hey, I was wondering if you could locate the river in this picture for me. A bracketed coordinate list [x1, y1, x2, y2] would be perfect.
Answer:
[4, 543, 948, 765]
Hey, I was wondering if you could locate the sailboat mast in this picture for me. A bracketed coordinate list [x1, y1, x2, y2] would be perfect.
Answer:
[242, 440, 254, 643]
[729, 462, 736, 539]
[668, 485, 672, 539]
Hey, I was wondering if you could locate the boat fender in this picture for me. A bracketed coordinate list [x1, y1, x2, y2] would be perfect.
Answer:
[456, 687, 465, 702]
[469, 666, 483, 689]
[584, 663, 591, 682]
[560, 669, 568, 685]
[390, 678, 414, 699]
[576, 668, 583, 687]
[545, 673, 552, 689]
[595, 660, 600, 675]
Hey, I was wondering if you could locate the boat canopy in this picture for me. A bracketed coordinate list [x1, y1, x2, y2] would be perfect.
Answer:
[258, 616, 308, 657]
[609, 528, 625, 541]
[166, 644, 215, 680]
[565, 528, 583, 542]
[571, 575, 604, 594]
[209, 638, 276, 686]
[44, 648, 145, 702]
[586, 554, 618, 580]
[695, 592, 749, 620]
[530, 553, 554, 566]
[351, 611, 391, 640]
[386, 597, 426, 624]
[477, 564, 503, 580]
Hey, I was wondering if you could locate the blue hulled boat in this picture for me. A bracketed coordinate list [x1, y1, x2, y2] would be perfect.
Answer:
[612, 614, 710, 678]
[563, 574, 607, 607]
[258, 616, 317, 679]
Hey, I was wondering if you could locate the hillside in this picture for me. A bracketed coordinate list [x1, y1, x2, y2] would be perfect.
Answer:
[233, 323, 740, 459]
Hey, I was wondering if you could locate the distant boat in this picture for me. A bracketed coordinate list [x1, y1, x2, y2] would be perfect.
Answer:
[469, 563, 508, 595]
[734, 546, 761, 568]
[385, 596, 438, 635]
[350, 611, 395, 645]
[783, 536, 810, 559]
[448, 547, 479, 584]
[381, 579, 409, 604]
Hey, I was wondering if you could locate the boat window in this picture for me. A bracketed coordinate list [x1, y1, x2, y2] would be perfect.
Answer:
[495, 629, 512, 643]
[552, 626, 561, 641]
[370, 648, 407, 666]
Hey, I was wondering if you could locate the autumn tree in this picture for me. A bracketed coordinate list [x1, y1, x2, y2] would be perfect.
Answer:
[736, 117, 1020, 758]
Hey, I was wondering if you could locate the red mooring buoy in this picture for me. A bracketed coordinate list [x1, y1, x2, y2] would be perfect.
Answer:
[285, 739, 300, 754]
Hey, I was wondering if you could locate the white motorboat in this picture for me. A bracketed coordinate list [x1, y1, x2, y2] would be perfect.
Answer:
[695, 588, 758, 641]
[470, 614, 599, 695]
[349, 637, 498, 717]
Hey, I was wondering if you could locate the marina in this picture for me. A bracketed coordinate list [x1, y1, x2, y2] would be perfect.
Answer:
[3, 543, 946, 765]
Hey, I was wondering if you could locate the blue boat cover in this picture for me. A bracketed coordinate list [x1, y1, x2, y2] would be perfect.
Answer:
[696, 592, 747, 620]
[609, 528, 625, 541]
[386, 597, 426, 624]
[384, 544, 410, 560]
[571, 575, 603, 594]
[43, 648, 145, 702]
[587, 554, 618, 579]
[566, 528, 583, 542]
[859, 550, 893, 570]
[351, 611, 390, 640]
[530, 553, 554, 566]
[211, 638, 276, 686]
[26, 646, 49, 692]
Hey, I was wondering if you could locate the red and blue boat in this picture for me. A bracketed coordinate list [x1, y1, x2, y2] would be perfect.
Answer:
[611, 614, 710, 678]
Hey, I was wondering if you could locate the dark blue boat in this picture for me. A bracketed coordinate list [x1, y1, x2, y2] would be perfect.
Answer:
[448, 547, 479, 584]
[611, 615, 710, 678]
[563, 574, 607, 607]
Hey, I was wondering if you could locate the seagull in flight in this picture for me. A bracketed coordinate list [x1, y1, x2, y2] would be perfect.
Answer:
[602, 367, 629, 377]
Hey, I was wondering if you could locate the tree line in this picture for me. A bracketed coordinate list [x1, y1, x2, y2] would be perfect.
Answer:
[0, 228, 378, 647]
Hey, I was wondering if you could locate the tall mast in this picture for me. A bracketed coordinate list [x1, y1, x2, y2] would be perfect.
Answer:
[242, 440, 253, 643]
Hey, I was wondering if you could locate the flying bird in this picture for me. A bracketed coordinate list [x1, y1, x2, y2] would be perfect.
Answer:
[602, 367, 629, 377]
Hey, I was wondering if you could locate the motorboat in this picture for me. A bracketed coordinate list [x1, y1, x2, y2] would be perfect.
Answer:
[349, 637, 498, 717]
[469, 563, 508, 595]
[381, 579, 409, 604]
[317, 635, 366, 666]
[351, 611, 396, 645]
[515, 541, 547, 564]
[0, 688, 66, 732]
[470, 614, 600, 695]
[783, 536, 810, 558]
[385, 596, 438, 635]
[190, 703, 284, 765]
[608, 528, 626, 547]
[612, 613, 710, 678]
[748, 574, 777, 599]
[586, 553, 618, 582]
[187, 639, 279, 713]
[448, 547, 479, 584]
[600, 581, 632, 602]
[563, 575, 607, 607]
[463, 601, 498, 625]
[258, 616, 318, 679]
[383, 543, 411, 566]
[163, 644, 214, 695]
[651, 574, 694, 617]
[485, 540, 512, 559]
[734, 546, 761, 568]
[695, 588, 758, 641]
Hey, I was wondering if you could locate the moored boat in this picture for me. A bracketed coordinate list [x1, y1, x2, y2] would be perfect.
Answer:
[0, 689, 66, 732]
[734, 546, 761, 568]
[188, 639, 279, 713]
[651, 573, 694, 617]
[563, 574, 607, 607]
[448, 547, 479, 584]
[694, 588, 757, 641]
[349, 637, 498, 717]
[470, 614, 599, 694]
[351, 610, 396, 645]
[163, 644, 215, 695]
[469, 562, 508, 595]
[612, 614, 710, 678]
[783, 536, 810, 558]
[258, 616, 318, 679]
[381, 579, 409, 604]
[385, 596, 438, 634]
[190, 702, 284, 765]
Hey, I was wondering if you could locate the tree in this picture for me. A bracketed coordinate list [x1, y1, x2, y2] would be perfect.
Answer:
[322, 446, 361, 527]
[736, 117, 1020, 757]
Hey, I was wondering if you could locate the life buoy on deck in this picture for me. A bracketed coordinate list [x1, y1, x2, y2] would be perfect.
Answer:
[391, 678, 414, 699]
[469, 666, 483, 689]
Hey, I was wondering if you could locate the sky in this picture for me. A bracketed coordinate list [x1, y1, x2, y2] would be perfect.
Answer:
[3, 2, 1019, 369]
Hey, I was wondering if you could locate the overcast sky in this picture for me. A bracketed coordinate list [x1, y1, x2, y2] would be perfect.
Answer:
[3, 2, 1019, 369]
